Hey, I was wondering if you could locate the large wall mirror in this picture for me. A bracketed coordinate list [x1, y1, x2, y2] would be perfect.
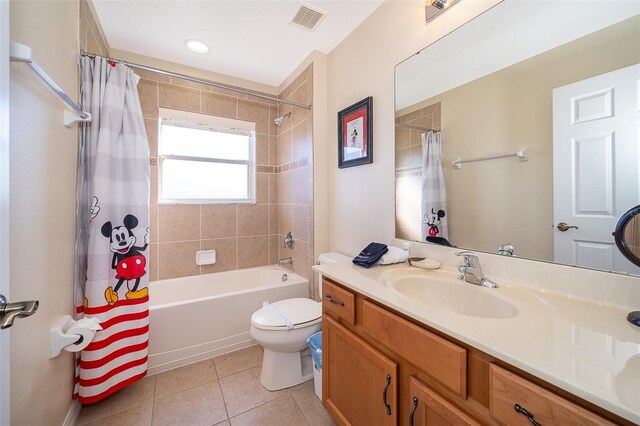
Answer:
[395, 0, 640, 276]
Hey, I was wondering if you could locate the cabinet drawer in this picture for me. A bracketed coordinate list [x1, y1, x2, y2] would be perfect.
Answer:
[322, 278, 355, 325]
[409, 376, 479, 426]
[489, 364, 613, 425]
[362, 300, 467, 398]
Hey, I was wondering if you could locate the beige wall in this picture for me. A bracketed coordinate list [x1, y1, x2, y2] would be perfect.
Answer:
[136, 70, 281, 280]
[276, 65, 314, 287]
[326, 0, 501, 256]
[396, 17, 640, 261]
[9, 1, 80, 424]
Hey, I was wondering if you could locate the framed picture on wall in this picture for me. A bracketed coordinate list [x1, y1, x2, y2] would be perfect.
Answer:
[338, 97, 373, 168]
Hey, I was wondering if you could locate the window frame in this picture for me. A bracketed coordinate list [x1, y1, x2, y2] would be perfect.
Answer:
[157, 108, 256, 205]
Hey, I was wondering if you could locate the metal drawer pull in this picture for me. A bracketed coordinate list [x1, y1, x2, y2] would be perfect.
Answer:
[410, 396, 418, 426]
[514, 403, 542, 426]
[383, 374, 392, 415]
[325, 293, 345, 306]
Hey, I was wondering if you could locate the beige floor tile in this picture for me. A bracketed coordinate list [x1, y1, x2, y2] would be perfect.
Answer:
[214, 345, 263, 378]
[291, 381, 336, 426]
[155, 359, 218, 399]
[218, 366, 289, 417]
[79, 403, 152, 426]
[230, 395, 308, 426]
[77, 375, 156, 425]
[152, 381, 227, 426]
[215, 421, 231, 426]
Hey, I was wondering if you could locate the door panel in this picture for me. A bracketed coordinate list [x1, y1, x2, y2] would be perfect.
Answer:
[553, 64, 640, 274]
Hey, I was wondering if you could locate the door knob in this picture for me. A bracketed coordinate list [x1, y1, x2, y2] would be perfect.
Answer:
[557, 222, 579, 232]
[0, 294, 39, 329]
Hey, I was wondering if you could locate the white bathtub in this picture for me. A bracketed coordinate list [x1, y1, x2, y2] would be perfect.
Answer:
[148, 265, 309, 375]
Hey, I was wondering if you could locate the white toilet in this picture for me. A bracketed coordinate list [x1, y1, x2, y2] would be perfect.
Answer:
[250, 252, 351, 391]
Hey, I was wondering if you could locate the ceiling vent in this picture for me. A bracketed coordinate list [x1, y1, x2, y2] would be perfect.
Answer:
[289, 2, 327, 31]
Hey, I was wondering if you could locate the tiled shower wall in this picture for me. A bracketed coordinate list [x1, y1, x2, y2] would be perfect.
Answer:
[276, 65, 314, 289]
[137, 72, 281, 280]
[395, 103, 441, 242]
[79, 0, 109, 56]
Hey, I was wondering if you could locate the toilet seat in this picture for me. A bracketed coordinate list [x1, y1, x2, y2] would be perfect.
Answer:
[251, 298, 321, 331]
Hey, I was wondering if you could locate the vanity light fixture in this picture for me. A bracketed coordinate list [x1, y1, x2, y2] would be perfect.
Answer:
[185, 39, 209, 54]
[426, 0, 461, 23]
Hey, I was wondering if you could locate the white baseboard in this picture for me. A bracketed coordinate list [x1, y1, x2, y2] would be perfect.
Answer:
[62, 400, 81, 426]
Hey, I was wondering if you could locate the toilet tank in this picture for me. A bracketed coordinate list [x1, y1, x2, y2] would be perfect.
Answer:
[317, 252, 352, 298]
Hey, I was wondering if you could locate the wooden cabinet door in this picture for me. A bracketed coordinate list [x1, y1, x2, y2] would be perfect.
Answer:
[408, 376, 479, 426]
[323, 314, 398, 426]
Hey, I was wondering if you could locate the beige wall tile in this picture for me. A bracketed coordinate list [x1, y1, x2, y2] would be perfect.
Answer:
[291, 120, 312, 162]
[238, 99, 270, 135]
[291, 241, 309, 279]
[148, 243, 158, 282]
[268, 173, 278, 204]
[200, 238, 237, 274]
[255, 134, 268, 165]
[278, 205, 292, 237]
[170, 76, 211, 92]
[138, 79, 158, 119]
[269, 235, 279, 264]
[134, 68, 170, 83]
[144, 118, 158, 158]
[269, 105, 279, 136]
[158, 204, 200, 242]
[255, 173, 268, 204]
[158, 241, 200, 279]
[292, 204, 309, 243]
[269, 136, 277, 166]
[277, 171, 292, 204]
[268, 204, 278, 235]
[292, 167, 310, 205]
[201, 92, 238, 119]
[237, 204, 268, 237]
[201, 205, 237, 239]
[237, 236, 269, 269]
[308, 218, 314, 252]
[150, 205, 158, 242]
[277, 129, 291, 166]
[150, 166, 158, 204]
[158, 82, 200, 113]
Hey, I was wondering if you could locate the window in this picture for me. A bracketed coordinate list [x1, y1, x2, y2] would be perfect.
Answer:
[158, 108, 256, 203]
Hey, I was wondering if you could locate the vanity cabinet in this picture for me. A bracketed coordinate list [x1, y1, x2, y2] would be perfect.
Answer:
[323, 314, 398, 426]
[409, 376, 479, 426]
[321, 277, 630, 426]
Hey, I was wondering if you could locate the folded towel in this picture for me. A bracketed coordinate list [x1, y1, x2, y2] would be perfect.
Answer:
[352, 242, 389, 268]
[377, 246, 409, 265]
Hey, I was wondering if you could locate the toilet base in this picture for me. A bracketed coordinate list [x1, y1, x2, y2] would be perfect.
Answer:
[260, 348, 314, 391]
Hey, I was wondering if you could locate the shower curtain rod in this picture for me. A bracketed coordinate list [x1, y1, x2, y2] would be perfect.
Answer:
[80, 52, 312, 110]
[395, 123, 438, 133]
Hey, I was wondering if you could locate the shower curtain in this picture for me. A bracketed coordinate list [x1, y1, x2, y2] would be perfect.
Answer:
[74, 56, 150, 404]
[421, 131, 449, 241]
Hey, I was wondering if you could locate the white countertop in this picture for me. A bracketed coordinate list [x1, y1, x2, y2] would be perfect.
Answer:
[313, 261, 640, 424]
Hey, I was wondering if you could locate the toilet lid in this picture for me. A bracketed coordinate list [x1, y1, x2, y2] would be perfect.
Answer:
[251, 298, 321, 330]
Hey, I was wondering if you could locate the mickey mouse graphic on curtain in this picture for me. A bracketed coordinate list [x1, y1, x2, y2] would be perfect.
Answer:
[101, 214, 150, 305]
[423, 208, 446, 237]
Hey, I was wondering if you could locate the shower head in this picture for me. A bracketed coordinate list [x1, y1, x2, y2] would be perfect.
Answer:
[274, 111, 292, 126]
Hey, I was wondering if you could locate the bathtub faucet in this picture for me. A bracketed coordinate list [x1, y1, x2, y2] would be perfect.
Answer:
[278, 257, 292, 265]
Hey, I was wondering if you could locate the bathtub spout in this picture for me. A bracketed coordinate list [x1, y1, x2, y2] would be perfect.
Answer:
[278, 257, 292, 265]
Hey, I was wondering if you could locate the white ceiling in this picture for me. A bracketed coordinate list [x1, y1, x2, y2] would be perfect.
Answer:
[92, 0, 384, 87]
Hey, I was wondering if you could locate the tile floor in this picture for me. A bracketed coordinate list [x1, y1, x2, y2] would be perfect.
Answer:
[76, 345, 336, 426]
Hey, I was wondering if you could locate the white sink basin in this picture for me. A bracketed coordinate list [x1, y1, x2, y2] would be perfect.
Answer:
[383, 272, 518, 319]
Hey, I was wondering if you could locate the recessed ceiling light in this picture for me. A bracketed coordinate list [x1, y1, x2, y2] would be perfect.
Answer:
[185, 39, 209, 54]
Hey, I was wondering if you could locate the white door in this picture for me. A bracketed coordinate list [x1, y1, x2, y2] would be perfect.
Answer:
[553, 64, 640, 274]
[0, 0, 10, 424]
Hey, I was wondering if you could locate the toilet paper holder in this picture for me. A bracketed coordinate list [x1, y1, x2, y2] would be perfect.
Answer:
[50, 315, 102, 358]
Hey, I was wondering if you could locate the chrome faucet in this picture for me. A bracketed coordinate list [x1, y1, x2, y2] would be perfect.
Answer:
[278, 257, 293, 265]
[455, 251, 498, 288]
[498, 243, 515, 257]
[0, 296, 39, 329]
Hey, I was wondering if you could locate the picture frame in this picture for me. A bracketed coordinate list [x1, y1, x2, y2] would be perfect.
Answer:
[338, 97, 373, 168]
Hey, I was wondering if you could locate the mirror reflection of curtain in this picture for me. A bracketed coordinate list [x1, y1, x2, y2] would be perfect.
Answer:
[421, 131, 448, 241]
